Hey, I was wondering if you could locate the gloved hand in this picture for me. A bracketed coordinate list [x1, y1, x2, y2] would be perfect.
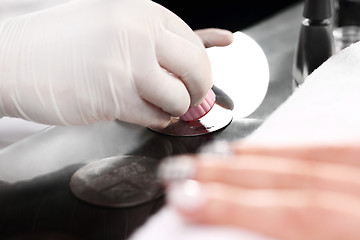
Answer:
[0, 0, 212, 128]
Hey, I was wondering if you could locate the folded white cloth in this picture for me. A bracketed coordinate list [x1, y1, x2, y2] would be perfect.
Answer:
[245, 41, 360, 146]
[129, 207, 271, 240]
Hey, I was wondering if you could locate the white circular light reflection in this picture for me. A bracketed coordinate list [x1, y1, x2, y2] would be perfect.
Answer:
[206, 31, 269, 119]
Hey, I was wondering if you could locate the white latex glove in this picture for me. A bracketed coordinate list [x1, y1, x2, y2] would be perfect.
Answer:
[0, 0, 212, 127]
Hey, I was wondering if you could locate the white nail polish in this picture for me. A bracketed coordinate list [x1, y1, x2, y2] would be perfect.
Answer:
[158, 156, 196, 182]
[200, 141, 234, 156]
[167, 180, 206, 212]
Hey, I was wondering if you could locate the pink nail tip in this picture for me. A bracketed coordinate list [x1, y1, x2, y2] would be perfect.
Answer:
[180, 89, 216, 122]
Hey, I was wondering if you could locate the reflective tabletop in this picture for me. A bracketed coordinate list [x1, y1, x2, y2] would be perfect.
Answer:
[0, 3, 301, 240]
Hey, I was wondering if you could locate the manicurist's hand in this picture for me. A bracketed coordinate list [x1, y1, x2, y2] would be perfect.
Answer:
[195, 28, 233, 48]
[163, 143, 360, 240]
[0, 0, 232, 127]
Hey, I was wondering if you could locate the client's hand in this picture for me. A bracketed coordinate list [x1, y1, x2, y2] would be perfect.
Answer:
[163, 143, 360, 240]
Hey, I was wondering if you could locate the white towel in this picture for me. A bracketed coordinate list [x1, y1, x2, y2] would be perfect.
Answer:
[130, 207, 271, 240]
[246, 41, 360, 146]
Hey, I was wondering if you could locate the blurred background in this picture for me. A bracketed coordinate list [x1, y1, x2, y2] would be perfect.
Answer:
[1, 0, 301, 30]
[154, 0, 301, 31]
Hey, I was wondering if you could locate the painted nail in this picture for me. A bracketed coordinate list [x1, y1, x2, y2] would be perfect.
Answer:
[167, 180, 206, 212]
[200, 141, 235, 156]
[158, 156, 196, 182]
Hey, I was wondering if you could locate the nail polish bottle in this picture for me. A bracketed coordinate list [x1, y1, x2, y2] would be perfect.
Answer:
[293, 0, 335, 88]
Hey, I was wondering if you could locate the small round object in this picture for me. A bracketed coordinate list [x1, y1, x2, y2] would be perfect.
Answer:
[180, 89, 216, 121]
[150, 104, 233, 137]
[206, 31, 269, 119]
[69, 155, 163, 208]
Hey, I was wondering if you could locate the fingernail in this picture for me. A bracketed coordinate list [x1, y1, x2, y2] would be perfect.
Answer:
[200, 141, 235, 156]
[158, 156, 196, 182]
[167, 180, 206, 212]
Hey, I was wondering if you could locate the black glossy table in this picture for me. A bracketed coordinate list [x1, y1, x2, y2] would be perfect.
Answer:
[0, 3, 301, 240]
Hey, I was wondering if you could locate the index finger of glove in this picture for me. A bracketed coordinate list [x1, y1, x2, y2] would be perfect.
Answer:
[156, 29, 212, 107]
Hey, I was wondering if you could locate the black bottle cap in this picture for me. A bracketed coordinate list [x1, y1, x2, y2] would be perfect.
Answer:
[303, 0, 332, 20]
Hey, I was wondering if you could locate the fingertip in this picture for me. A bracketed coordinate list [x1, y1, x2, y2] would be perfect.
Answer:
[136, 67, 191, 118]
[158, 155, 198, 182]
[148, 119, 170, 130]
[167, 180, 207, 214]
[117, 99, 172, 129]
[208, 28, 234, 46]
[220, 29, 234, 45]
[195, 28, 234, 48]
[147, 113, 172, 129]
[167, 95, 190, 117]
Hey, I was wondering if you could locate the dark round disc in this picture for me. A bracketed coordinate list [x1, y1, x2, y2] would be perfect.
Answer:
[69, 155, 163, 208]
